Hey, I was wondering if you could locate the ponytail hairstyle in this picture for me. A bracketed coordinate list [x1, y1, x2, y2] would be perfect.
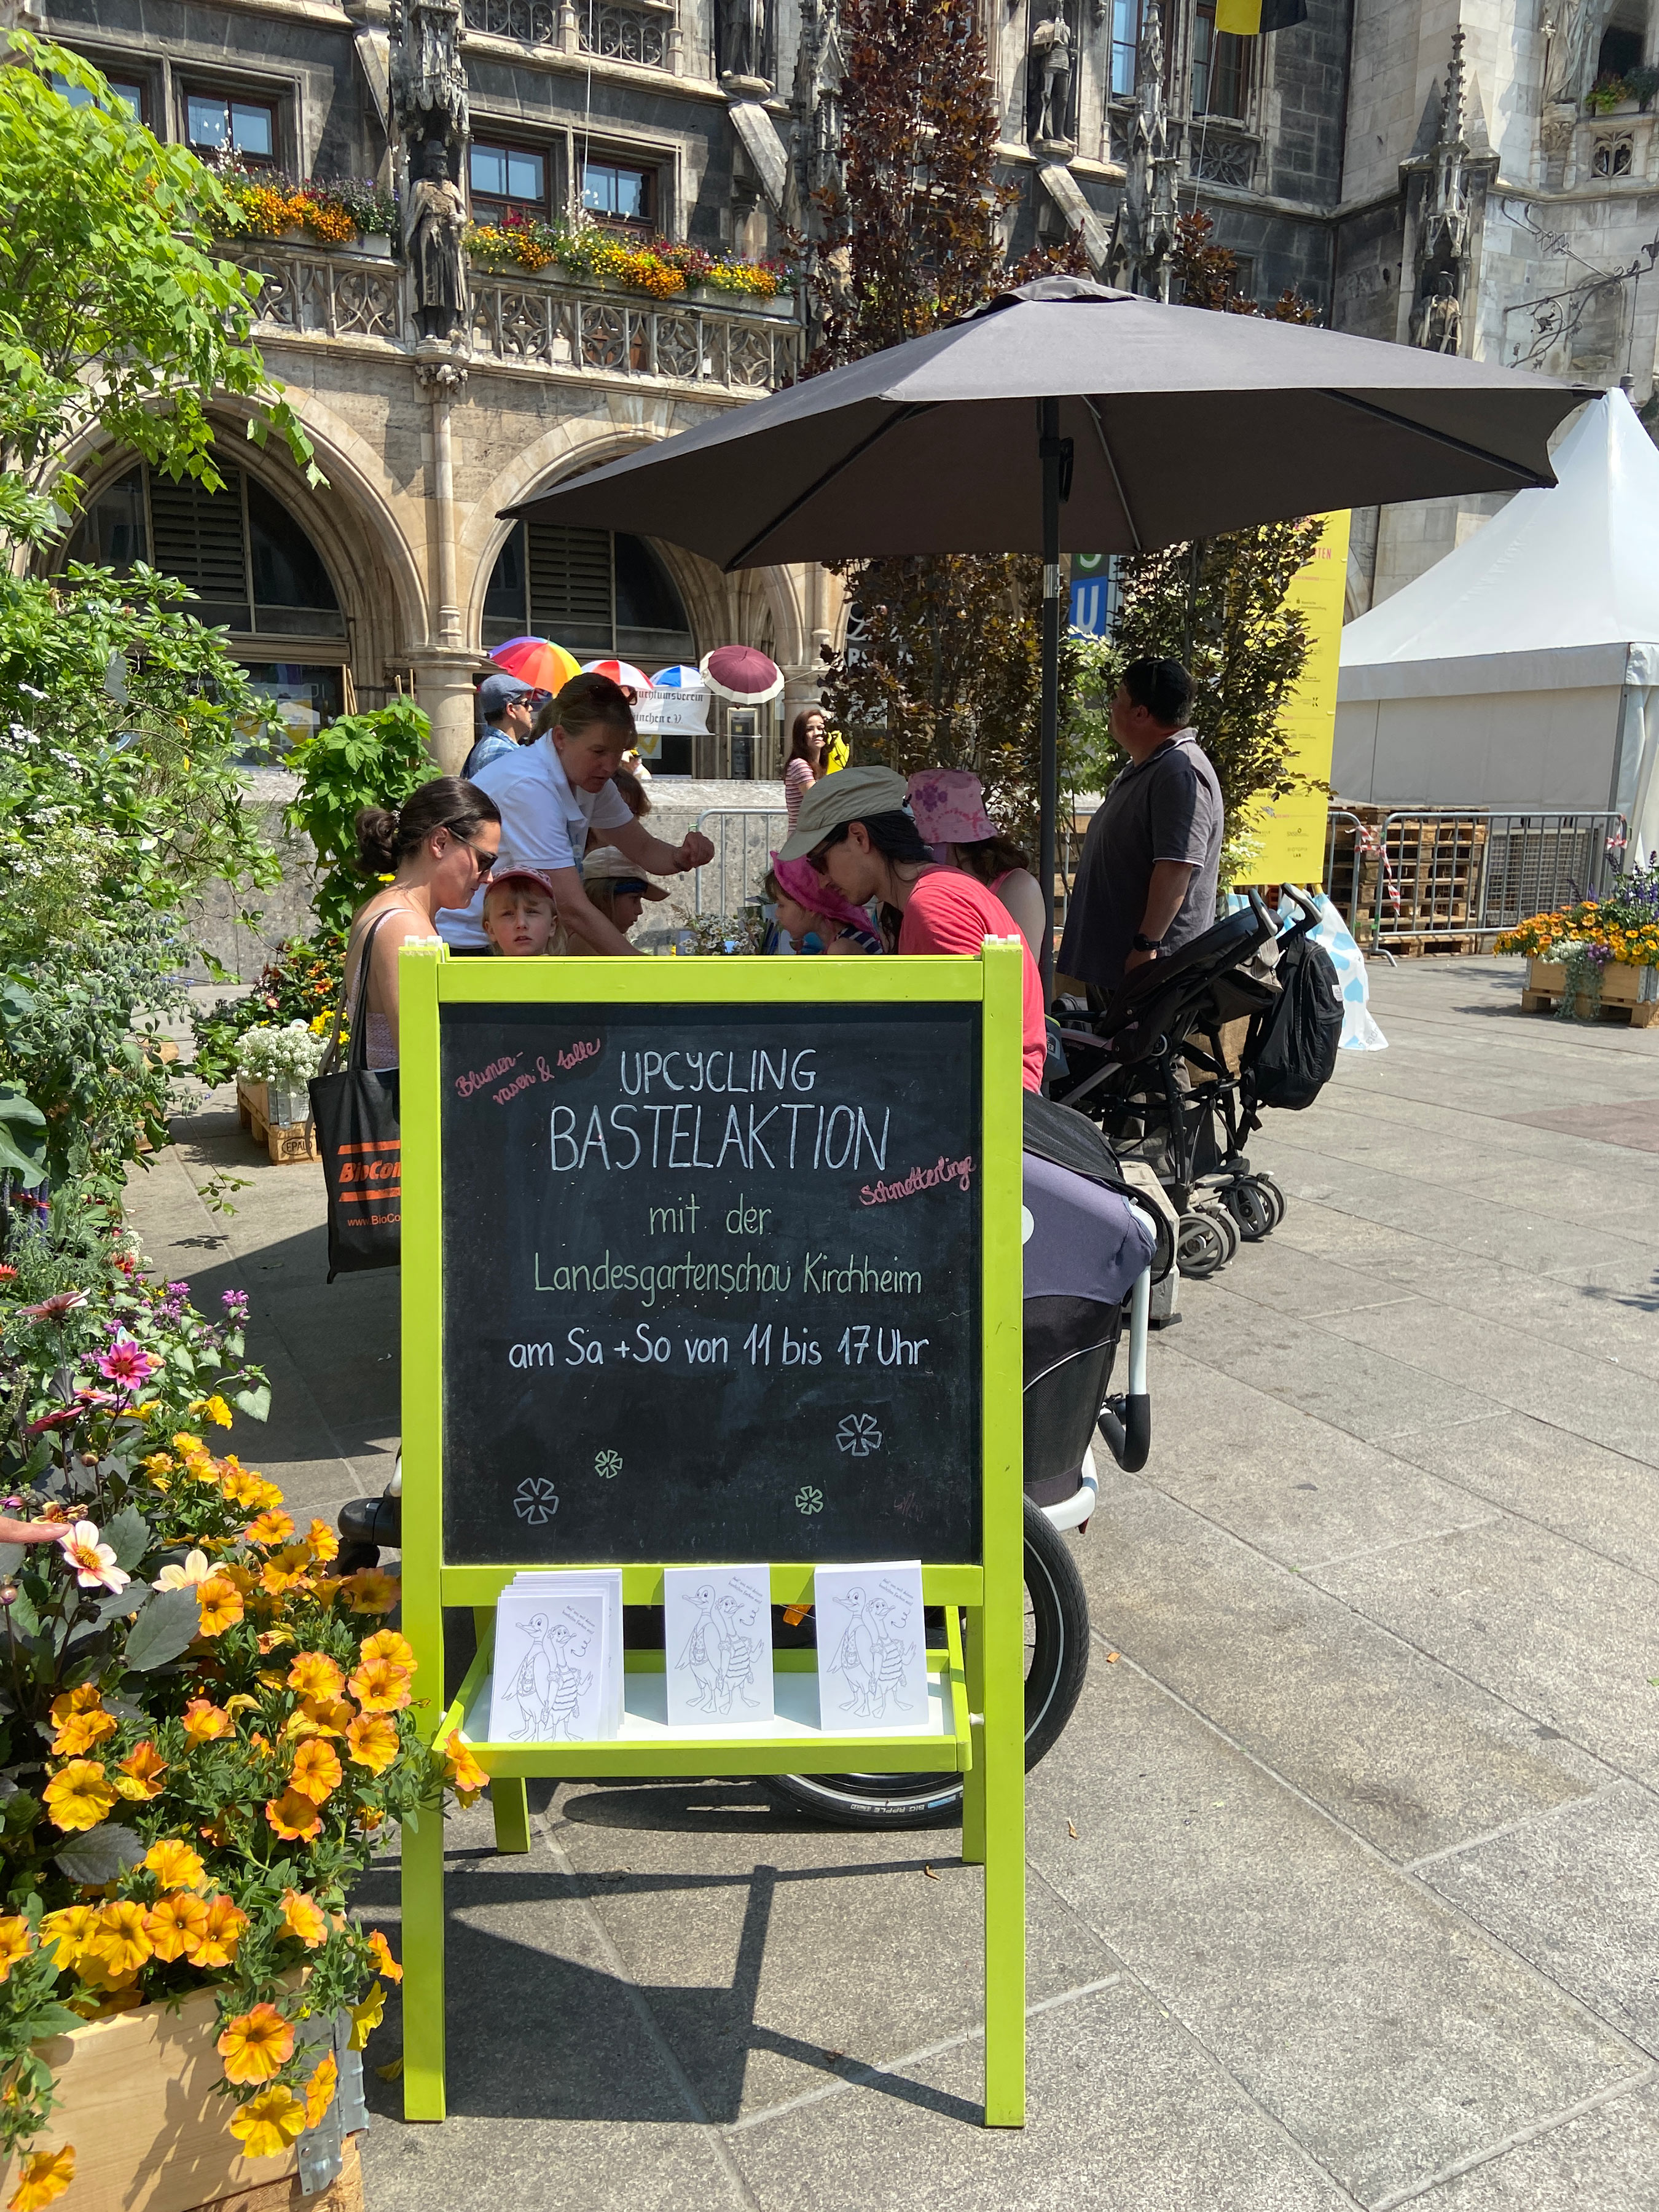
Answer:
[953, 833, 1031, 885]
[531, 671, 636, 745]
[354, 777, 502, 876]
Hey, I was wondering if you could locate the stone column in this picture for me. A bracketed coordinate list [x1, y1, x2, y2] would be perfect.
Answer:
[414, 351, 474, 772]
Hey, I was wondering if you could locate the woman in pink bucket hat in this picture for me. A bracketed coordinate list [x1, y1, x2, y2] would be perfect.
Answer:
[906, 770, 1046, 961]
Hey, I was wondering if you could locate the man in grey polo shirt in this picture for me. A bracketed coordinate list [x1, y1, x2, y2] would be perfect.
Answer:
[1057, 657, 1224, 999]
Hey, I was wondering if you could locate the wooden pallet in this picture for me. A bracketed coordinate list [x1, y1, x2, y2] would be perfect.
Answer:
[235, 1077, 320, 1164]
[1521, 988, 1659, 1027]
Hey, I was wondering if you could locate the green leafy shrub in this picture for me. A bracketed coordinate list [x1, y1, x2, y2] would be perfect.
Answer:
[284, 702, 437, 936]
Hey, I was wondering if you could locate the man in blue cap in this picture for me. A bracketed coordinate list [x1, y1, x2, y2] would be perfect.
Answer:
[463, 673, 537, 780]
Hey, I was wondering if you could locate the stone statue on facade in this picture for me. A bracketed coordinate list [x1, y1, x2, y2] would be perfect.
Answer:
[1107, 7, 1175, 300]
[1545, 2, 1610, 108]
[721, 0, 769, 82]
[1413, 272, 1463, 353]
[409, 133, 468, 343]
[1030, 10, 1074, 149]
[389, 0, 469, 144]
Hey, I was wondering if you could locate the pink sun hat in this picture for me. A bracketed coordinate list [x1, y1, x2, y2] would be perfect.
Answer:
[906, 769, 998, 849]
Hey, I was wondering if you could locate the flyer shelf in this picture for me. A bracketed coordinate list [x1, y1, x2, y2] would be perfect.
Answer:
[436, 1610, 972, 1780]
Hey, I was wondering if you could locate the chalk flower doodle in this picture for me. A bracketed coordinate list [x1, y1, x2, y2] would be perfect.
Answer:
[513, 1478, 560, 1525]
[836, 1414, 883, 1458]
[594, 1449, 622, 1480]
[794, 1486, 823, 1515]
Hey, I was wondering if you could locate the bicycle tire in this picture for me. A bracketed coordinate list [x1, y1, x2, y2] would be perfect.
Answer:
[763, 1497, 1091, 1830]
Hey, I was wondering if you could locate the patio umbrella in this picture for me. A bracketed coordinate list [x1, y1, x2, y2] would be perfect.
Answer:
[506, 277, 1586, 978]
[490, 637, 582, 693]
[700, 645, 785, 705]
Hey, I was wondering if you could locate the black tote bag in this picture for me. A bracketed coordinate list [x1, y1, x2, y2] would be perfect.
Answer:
[309, 915, 401, 1281]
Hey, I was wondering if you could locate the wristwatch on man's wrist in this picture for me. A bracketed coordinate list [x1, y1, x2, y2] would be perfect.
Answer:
[1131, 931, 1163, 954]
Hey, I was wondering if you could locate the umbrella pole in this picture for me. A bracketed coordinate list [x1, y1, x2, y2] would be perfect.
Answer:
[1038, 398, 1063, 998]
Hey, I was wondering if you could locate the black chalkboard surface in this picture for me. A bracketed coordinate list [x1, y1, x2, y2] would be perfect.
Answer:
[439, 1001, 982, 1564]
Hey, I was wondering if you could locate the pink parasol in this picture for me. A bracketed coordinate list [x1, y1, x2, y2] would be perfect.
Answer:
[700, 645, 783, 705]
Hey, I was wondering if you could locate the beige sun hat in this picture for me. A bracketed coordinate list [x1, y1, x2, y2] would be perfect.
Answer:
[776, 764, 911, 863]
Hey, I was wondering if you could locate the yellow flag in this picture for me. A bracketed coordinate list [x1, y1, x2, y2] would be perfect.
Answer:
[1217, 0, 1308, 31]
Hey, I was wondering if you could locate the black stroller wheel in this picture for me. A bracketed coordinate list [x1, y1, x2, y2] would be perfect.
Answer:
[1177, 1210, 1229, 1279]
[1250, 1171, 1286, 1229]
[763, 1499, 1090, 1830]
[1196, 1199, 1241, 1265]
[1223, 1179, 1274, 1242]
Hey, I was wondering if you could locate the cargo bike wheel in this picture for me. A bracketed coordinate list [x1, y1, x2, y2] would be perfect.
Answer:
[762, 1497, 1090, 1830]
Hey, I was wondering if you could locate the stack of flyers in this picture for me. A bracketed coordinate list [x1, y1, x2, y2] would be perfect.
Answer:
[487, 1570, 622, 1743]
[814, 1562, 928, 1731]
[662, 1565, 774, 1727]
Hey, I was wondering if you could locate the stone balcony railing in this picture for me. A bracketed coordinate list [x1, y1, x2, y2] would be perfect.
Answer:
[461, 0, 685, 73]
[234, 244, 802, 395]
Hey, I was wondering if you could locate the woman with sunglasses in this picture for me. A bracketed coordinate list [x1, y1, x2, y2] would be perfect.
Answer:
[343, 779, 503, 1070]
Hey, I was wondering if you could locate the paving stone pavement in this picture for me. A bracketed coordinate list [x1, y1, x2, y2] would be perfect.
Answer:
[125, 955, 1659, 2210]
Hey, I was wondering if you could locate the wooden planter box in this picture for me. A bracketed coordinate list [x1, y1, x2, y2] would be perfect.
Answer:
[235, 1077, 321, 1164]
[1523, 956, 1659, 1027]
[0, 1988, 361, 2212]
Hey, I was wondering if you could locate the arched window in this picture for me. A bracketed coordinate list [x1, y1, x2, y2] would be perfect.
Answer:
[484, 522, 695, 668]
[62, 461, 348, 742]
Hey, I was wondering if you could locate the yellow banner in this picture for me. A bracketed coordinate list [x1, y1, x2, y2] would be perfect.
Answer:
[1215, 0, 1265, 30]
[1244, 509, 1351, 885]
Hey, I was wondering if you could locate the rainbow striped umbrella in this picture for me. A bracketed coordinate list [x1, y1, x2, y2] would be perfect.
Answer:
[488, 637, 582, 692]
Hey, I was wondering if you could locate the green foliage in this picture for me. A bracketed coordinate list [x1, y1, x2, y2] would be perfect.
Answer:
[807, 0, 1091, 831]
[1109, 519, 1325, 823]
[189, 934, 347, 1089]
[284, 700, 439, 933]
[0, 31, 316, 531]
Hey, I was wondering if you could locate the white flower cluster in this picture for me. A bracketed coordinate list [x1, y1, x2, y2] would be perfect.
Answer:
[234, 1021, 329, 1086]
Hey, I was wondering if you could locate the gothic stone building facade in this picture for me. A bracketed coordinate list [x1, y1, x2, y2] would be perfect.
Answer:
[26, 0, 1659, 770]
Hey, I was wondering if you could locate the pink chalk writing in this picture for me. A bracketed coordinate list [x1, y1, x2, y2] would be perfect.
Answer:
[559, 1038, 602, 1070]
[455, 1055, 520, 1099]
[858, 1153, 975, 1206]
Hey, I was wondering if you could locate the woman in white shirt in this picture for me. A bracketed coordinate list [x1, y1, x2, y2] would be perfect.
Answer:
[438, 674, 714, 956]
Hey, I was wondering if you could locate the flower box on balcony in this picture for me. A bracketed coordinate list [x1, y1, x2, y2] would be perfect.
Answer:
[0, 1988, 363, 2212]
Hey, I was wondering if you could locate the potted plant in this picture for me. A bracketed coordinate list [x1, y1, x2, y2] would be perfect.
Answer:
[0, 1230, 482, 2210]
[1497, 858, 1659, 1024]
[232, 1022, 328, 1150]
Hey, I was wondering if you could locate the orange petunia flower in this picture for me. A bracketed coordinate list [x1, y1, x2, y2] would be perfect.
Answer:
[265, 1789, 324, 1843]
[0, 1915, 33, 1984]
[42, 1760, 115, 1833]
[50, 1707, 117, 1758]
[289, 1739, 342, 1805]
[147, 1891, 209, 1964]
[196, 1577, 245, 1637]
[194, 1894, 248, 1969]
[302, 2051, 338, 2128]
[38, 1905, 98, 1974]
[260, 1545, 313, 1597]
[218, 2002, 295, 2085]
[143, 1837, 205, 1890]
[340, 1568, 401, 1615]
[286, 1652, 345, 1701]
[84, 1899, 153, 1978]
[305, 1518, 340, 1564]
[360, 1629, 415, 1672]
[365, 1928, 403, 1983]
[298, 1695, 356, 1738]
[229, 2085, 307, 2159]
[279, 1889, 327, 1948]
[444, 1739, 488, 1805]
[347, 1658, 411, 1714]
[244, 1508, 296, 1547]
[7, 2144, 75, 2210]
[115, 1742, 168, 1801]
[181, 1698, 233, 1746]
[343, 1713, 399, 1775]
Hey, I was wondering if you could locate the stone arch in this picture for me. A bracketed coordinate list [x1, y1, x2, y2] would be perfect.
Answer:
[463, 411, 800, 673]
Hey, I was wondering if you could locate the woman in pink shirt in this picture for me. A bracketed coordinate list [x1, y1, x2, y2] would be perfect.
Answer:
[780, 765, 1048, 1091]
[783, 708, 827, 829]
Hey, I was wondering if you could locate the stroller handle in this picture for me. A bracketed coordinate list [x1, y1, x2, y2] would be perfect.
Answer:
[1276, 884, 1322, 928]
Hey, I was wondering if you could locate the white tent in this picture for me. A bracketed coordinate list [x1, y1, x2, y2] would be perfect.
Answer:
[1335, 391, 1659, 861]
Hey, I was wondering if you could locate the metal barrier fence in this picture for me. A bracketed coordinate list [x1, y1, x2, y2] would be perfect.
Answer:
[693, 809, 790, 917]
[1322, 807, 1630, 950]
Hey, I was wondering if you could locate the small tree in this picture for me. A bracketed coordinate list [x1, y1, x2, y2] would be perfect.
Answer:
[0, 33, 316, 536]
[808, 0, 1088, 839]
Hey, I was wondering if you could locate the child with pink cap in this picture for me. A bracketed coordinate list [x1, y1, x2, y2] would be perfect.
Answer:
[906, 771, 1046, 961]
[764, 852, 882, 956]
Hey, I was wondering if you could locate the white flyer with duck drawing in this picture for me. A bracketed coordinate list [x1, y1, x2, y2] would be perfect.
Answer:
[662, 1564, 775, 1727]
[814, 1561, 929, 1732]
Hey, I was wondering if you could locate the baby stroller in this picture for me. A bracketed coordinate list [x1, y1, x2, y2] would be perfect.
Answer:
[1050, 890, 1332, 1279]
[763, 1094, 1167, 1829]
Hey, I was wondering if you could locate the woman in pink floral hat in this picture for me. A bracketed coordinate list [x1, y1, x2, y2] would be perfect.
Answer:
[906, 770, 1046, 962]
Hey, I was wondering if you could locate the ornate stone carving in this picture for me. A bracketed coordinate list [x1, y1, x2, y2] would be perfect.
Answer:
[1410, 30, 1477, 355]
[408, 138, 469, 343]
[720, 0, 768, 82]
[1108, 7, 1176, 301]
[1029, 9, 1074, 151]
[1411, 273, 1462, 353]
[390, 0, 469, 142]
[415, 353, 468, 394]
